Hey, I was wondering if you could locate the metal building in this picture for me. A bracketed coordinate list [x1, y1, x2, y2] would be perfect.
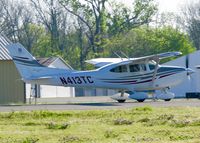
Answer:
[163, 51, 200, 97]
[0, 36, 25, 104]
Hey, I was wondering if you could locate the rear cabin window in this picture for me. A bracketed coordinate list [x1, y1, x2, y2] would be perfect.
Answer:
[110, 65, 127, 73]
[129, 64, 140, 72]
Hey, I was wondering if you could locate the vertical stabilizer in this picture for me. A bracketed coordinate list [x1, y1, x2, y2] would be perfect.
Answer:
[6, 43, 44, 80]
[6, 43, 68, 82]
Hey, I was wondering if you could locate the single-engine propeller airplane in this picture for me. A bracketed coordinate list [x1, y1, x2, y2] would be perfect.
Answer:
[6, 43, 194, 103]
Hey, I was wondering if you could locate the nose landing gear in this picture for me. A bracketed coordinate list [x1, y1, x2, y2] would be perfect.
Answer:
[158, 88, 175, 102]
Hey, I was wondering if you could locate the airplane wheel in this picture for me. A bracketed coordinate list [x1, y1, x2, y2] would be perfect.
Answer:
[137, 99, 145, 102]
[117, 100, 126, 103]
[164, 99, 171, 102]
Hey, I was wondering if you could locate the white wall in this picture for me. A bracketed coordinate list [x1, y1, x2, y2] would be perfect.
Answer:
[40, 85, 75, 98]
[164, 51, 200, 97]
[26, 84, 75, 98]
[75, 87, 117, 97]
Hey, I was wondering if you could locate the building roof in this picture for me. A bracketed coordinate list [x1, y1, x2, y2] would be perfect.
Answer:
[37, 57, 73, 69]
[0, 35, 12, 60]
[37, 57, 58, 67]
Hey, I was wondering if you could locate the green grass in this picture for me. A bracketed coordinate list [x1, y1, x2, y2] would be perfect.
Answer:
[0, 106, 200, 143]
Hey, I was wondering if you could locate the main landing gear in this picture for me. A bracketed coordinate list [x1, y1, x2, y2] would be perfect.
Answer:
[111, 90, 128, 103]
[117, 91, 127, 103]
[164, 99, 171, 101]
[137, 99, 145, 102]
[117, 99, 126, 103]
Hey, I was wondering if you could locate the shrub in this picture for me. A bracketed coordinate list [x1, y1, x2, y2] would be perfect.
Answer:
[22, 137, 39, 143]
[138, 117, 151, 123]
[113, 118, 133, 125]
[104, 129, 119, 138]
[59, 135, 81, 143]
[47, 121, 70, 130]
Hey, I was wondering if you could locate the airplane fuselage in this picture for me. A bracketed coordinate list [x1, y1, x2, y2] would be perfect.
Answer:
[28, 64, 188, 92]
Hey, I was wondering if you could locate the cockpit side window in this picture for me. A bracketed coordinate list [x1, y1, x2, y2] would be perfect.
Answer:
[148, 60, 156, 71]
[149, 64, 156, 70]
[110, 65, 127, 73]
[129, 64, 140, 72]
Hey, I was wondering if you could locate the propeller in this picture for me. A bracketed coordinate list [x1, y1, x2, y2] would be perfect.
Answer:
[185, 55, 194, 80]
[186, 55, 190, 76]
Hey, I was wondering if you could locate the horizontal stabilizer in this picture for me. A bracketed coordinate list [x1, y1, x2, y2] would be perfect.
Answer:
[26, 76, 53, 81]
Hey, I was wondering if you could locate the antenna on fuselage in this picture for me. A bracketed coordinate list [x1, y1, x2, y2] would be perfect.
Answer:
[114, 51, 123, 61]
[113, 51, 130, 61]
[120, 51, 130, 60]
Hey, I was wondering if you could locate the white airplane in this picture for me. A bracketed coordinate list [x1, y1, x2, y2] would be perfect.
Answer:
[6, 43, 194, 103]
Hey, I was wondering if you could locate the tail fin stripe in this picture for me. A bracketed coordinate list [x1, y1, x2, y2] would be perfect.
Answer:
[13, 56, 29, 60]
[13, 58, 44, 67]
[15, 61, 43, 67]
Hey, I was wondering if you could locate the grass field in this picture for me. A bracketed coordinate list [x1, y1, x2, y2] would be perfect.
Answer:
[0, 106, 200, 143]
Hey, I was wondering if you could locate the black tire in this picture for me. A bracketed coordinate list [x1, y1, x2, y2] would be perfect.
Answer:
[137, 99, 145, 102]
[117, 100, 126, 103]
[164, 99, 171, 102]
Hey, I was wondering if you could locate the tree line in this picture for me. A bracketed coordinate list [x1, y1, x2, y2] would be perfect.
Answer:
[0, 0, 198, 69]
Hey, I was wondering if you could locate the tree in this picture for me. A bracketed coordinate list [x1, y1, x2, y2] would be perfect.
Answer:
[59, 0, 107, 55]
[108, 0, 157, 35]
[0, 0, 32, 42]
[0, 0, 39, 52]
[181, 0, 200, 50]
[30, 0, 70, 52]
[59, 0, 157, 55]
[153, 12, 183, 30]
[106, 26, 195, 59]
[23, 24, 52, 56]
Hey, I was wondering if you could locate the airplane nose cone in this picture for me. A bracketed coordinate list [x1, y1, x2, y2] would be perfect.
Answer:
[186, 68, 195, 75]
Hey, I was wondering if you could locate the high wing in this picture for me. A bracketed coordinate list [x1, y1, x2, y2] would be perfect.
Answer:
[86, 52, 182, 68]
[122, 51, 182, 65]
[85, 58, 128, 67]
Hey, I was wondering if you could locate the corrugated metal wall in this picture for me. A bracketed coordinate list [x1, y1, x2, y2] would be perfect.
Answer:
[0, 60, 25, 104]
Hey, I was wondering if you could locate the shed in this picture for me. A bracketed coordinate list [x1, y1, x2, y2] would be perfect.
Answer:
[0, 36, 25, 104]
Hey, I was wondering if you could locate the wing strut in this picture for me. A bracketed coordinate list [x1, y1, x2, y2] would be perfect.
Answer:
[152, 58, 160, 86]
